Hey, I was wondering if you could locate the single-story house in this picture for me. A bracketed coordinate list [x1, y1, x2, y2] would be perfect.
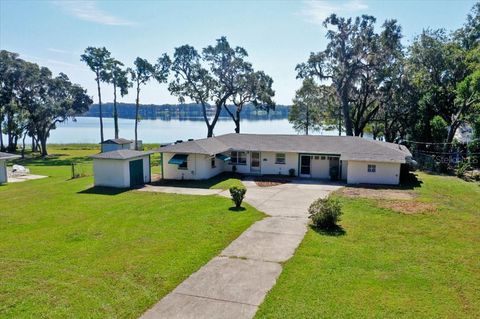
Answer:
[100, 138, 134, 153]
[158, 133, 412, 185]
[0, 152, 21, 184]
[91, 150, 153, 188]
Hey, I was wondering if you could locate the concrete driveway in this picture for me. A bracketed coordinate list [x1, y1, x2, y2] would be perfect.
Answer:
[141, 179, 343, 319]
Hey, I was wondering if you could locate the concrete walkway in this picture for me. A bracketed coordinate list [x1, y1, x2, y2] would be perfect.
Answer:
[138, 184, 223, 196]
[141, 179, 343, 319]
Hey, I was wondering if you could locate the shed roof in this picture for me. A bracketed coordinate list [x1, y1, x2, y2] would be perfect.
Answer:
[157, 133, 412, 163]
[91, 149, 153, 160]
[0, 152, 21, 160]
[100, 138, 133, 145]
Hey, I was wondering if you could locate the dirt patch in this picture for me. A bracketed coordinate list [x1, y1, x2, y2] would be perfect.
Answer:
[378, 200, 436, 215]
[337, 187, 417, 200]
[254, 178, 291, 187]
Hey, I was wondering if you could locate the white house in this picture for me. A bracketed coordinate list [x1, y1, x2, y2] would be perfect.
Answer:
[91, 150, 153, 188]
[158, 134, 412, 185]
[0, 152, 21, 184]
[100, 138, 134, 153]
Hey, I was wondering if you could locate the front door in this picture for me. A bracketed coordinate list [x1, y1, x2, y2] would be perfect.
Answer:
[250, 151, 261, 173]
[300, 155, 311, 177]
[129, 159, 144, 187]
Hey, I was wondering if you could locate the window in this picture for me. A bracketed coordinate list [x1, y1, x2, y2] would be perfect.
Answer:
[321, 156, 326, 160]
[230, 151, 247, 165]
[368, 164, 376, 173]
[314, 155, 320, 160]
[211, 157, 216, 168]
[275, 153, 286, 164]
[178, 161, 188, 170]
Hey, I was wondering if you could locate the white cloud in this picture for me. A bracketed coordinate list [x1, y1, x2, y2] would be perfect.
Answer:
[300, 0, 368, 25]
[52, 0, 135, 26]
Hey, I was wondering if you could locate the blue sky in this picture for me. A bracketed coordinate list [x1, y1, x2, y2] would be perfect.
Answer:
[0, 0, 477, 105]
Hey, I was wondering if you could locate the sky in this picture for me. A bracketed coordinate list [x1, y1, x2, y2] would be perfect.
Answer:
[0, 0, 477, 105]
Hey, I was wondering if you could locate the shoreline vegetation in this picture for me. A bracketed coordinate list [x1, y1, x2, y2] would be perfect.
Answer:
[83, 102, 291, 121]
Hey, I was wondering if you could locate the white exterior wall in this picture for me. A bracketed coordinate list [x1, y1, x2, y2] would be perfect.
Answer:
[347, 161, 401, 185]
[93, 155, 150, 188]
[0, 160, 6, 184]
[255, 152, 298, 176]
[94, 159, 129, 187]
[162, 153, 225, 180]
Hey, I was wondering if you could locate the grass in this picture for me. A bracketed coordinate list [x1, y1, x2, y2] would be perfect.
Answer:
[255, 172, 480, 319]
[0, 146, 264, 318]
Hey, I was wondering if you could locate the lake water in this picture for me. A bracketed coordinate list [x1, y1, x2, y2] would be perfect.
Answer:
[1, 116, 352, 145]
[37, 117, 343, 144]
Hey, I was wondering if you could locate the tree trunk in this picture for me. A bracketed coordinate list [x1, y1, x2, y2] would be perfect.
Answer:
[134, 82, 140, 150]
[234, 109, 241, 134]
[0, 128, 4, 152]
[207, 124, 214, 138]
[341, 91, 353, 136]
[113, 83, 119, 139]
[96, 75, 104, 143]
[306, 104, 309, 135]
[21, 132, 27, 158]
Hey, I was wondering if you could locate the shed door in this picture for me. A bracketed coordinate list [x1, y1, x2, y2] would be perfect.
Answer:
[129, 159, 144, 187]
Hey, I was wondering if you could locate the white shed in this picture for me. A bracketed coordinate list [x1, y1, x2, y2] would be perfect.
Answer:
[100, 138, 134, 153]
[91, 150, 153, 188]
[0, 152, 21, 184]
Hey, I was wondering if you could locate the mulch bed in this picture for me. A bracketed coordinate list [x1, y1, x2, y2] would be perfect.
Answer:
[254, 177, 292, 187]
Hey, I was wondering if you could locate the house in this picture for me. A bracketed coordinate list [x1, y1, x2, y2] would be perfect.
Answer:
[0, 152, 21, 184]
[91, 150, 153, 188]
[158, 133, 412, 185]
[100, 138, 134, 153]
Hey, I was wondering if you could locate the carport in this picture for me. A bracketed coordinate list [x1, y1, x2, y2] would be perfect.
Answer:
[91, 150, 153, 188]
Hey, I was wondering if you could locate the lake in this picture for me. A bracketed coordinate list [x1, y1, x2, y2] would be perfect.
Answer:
[1, 117, 353, 145]
[38, 117, 343, 144]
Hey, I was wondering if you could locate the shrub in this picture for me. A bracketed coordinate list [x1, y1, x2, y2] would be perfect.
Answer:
[229, 186, 246, 209]
[308, 197, 342, 229]
[289, 168, 295, 177]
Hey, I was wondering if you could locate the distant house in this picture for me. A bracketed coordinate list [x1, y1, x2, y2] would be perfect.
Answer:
[0, 152, 21, 184]
[91, 150, 153, 188]
[100, 138, 134, 153]
[158, 134, 412, 185]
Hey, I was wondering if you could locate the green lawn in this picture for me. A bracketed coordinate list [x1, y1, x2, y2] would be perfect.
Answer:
[0, 147, 264, 318]
[256, 173, 480, 319]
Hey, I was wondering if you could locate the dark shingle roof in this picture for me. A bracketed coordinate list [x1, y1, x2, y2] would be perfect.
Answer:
[100, 138, 133, 145]
[158, 133, 412, 163]
[91, 149, 153, 160]
[0, 152, 21, 160]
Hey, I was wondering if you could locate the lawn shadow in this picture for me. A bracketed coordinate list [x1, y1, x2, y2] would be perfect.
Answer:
[16, 155, 92, 167]
[78, 186, 130, 196]
[151, 172, 242, 189]
[229, 206, 246, 212]
[310, 224, 346, 237]
[348, 172, 423, 191]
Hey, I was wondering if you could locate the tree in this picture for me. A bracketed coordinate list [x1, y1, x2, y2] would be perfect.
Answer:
[103, 58, 130, 139]
[296, 14, 377, 136]
[129, 55, 170, 149]
[408, 30, 474, 144]
[289, 78, 330, 135]
[81, 47, 111, 142]
[226, 71, 275, 133]
[169, 45, 216, 137]
[170, 37, 254, 137]
[203, 37, 254, 136]
[34, 74, 92, 156]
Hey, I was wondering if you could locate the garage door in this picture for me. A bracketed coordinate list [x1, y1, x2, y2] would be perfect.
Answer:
[129, 159, 144, 187]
